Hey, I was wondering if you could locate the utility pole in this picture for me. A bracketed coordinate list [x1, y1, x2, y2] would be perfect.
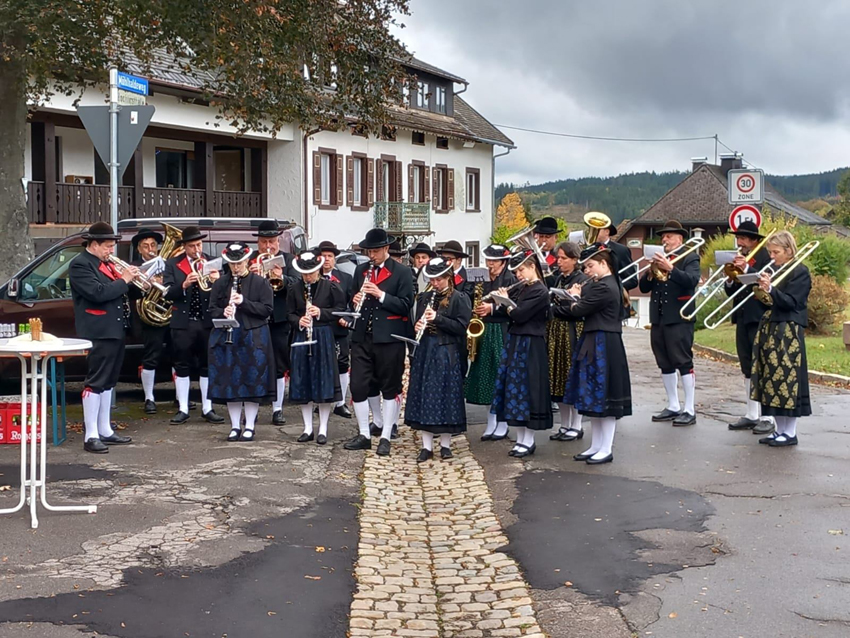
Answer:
[109, 68, 119, 230]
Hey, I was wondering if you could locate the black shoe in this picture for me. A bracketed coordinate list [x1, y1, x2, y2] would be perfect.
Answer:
[672, 412, 696, 427]
[573, 451, 594, 461]
[586, 453, 614, 465]
[241, 428, 255, 442]
[84, 438, 109, 454]
[334, 404, 352, 419]
[313, 405, 319, 415]
[297, 432, 315, 443]
[317, 434, 327, 445]
[549, 429, 567, 441]
[391, 424, 399, 440]
[144, 400, 157, 415]
[344, 434, 371, 450]
[759, 432, 779, 444]
[227, 428, 241, 442]
[272, 410, 286, 426]
[563, 428, 584, 441]
[728, 416, 759, 430]
[652, 408, 681, 422]
[188, 400, 197, 410]
[753, 419, 775, 435]
[490, 429, 510, 441]
[481, 433, 494, 441]
[376, 438, 391, 456]
[440, 447, 453, 460]
[203, 410, 225, 424]
[768, 434, 798, 447]
[101, 434, 132, 445]
[417, 449, 433, 463]
[369, 422, 382, 438]
[514, 443, 536, 458]
[170, 411, 190, 424]
[508, 447, 519, 457]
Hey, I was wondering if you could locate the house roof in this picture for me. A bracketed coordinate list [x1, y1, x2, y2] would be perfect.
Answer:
[632, 163, 833, 228]
[403, 56, 467, 84]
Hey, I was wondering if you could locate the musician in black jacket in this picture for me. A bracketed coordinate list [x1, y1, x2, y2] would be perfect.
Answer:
[724, 221, 774, 433]
[639, 220, 700, 427]
[288, 250, 345, 445]
[532, 216, 559, 277]
[162, 225, 224, 425]
[595, 222, 639, 320]
[465, 244, 515, 441]
[405, 258, 472, 462]
[343, 229, 414, 456]
[751, 231, 812, 447]
[561, 247, 632, 464]
[208, 242, 275, 442]
[69, 222, 135, 453]
[490, 247, 553, 458]
[249, 219, 298, 426]
[409, 242, 436, 295]
[439, 240, 475, 302]
[318, 240, 354, 418]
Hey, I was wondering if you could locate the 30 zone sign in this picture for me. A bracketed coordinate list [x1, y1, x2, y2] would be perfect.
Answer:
[728, 168, 764, 205]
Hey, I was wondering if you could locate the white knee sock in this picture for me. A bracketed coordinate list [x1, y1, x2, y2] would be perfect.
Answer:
[591, 417, 616, 460]
[368, 395, 383, 428]
[511, 426, 525, 450]
[97, 389, 115, 438]
[337, 373, 350, 407]
[318, 403, 332, 437]
[558, 403, 571, 430]
[440, 433, 452, 449]
[199, 376, 212, 414]
[569, 406, 582, 432]
[484, 412, 498, 437]
[82, 389, 101, 441]
[141, 369, 156, 402]
[744, 377, 760, 420]
[381, 396, 400, 440]
[300, 402, 315, 434]
[784, 417, 798, 438]
[422, 431, 434, 451]
[681, 372, 696, 415]
[662, 373, 680, 412]
[523, 429, 535, 448]
[227, 402, 243, 429]
[273, 377, 285, 411]
[243, 402, 259, 432]
[175, 376, 190, 414]
[353, 400, 371, 437]
[582, 418, 603, 456]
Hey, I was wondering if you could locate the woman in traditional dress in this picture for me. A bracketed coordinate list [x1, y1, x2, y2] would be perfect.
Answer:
[490, 247, 553, 458]
[405, 258, 472, 461]
[751, 230, 812, 447]
[465, 244, 516, 442]
[208, 242, 275, 442]
[561, 246, 632, 464]
[287, 250, 345, 445]
[547, 241, 590, 442]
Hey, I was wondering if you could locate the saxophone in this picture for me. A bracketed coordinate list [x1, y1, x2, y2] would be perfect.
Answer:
[466, 281, 485, 361]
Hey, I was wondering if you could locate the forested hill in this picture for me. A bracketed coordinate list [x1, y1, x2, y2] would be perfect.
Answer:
[498, 167, 848, 224]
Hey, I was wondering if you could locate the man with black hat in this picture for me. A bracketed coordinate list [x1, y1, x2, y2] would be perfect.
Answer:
[532, 216, 560, 271]
[129, 228, 167, 414]
[69, 222, 136, 453]
[343, 228, 414, 456]
[318, 240, 354, 418]
[388, 240, 406, 264]
[439, 240, 474, 302]
[249, 219, 298, 426]
[595, 222, 639, 319]
[163, 225, 224, 425]
[639, 220, 700, 427]
[409, 242, 436, 295]
[724, 221, 774, 434]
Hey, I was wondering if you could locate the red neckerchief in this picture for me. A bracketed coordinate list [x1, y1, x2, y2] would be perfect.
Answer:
[177, 255, 192, 276]
[747, 257, 756, 267]
[454, 273, 463, 286]
[98, 261, 119, 280]
[373, 263, 392, 285]
[545, 252, 556, 266]
[325, 271, 340, 283]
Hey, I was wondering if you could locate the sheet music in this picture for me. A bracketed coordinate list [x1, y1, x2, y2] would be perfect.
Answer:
[140, 256, 166, 277]
[643, 245, 665, 259]
[466, 267, 488, 283]
[736, 273, 761, 286]
[714, 250, 737, 266]
[261, 255, 285, 272]
[568, 230, 585, 244]
[203, 257, 223, 275]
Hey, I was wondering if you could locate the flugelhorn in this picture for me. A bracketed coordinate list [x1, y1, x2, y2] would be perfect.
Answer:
[254, 251, 284, 291]
[108, 255, 169, 295]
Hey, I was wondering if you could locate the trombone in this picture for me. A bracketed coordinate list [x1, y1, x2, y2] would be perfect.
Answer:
[680, 229, 775, 321]
[620, 237, 705, 285]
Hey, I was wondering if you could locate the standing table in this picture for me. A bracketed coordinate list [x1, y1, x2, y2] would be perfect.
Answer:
[0, 338, 95, 528]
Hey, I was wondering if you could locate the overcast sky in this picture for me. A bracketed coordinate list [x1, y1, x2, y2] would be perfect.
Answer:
[394, 0, 850, 186]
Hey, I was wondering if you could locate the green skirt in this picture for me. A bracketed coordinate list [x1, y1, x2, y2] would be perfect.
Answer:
[464, 322, 506, 405]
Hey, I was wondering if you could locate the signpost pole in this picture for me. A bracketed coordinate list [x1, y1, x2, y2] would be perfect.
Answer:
[108, 68, 120, 230]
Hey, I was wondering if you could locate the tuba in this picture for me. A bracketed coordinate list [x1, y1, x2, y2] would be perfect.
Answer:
[507, 226, 552, 277]
[467, 282, 486, 361]
[583, 211, 611, 245]
[136, 223, 184, 327]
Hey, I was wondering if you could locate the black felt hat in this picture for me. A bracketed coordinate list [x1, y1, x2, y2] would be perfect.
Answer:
[131, 228, 164, 248]
[253, 219, 284, 238]
[657, 220, 689, 239]
[483, 244, 511, 260]
[179, 225, 207, 244]
[293, 250, 325, 274]
[508, 246, 538, 272]
[408, 242, 436, 259]
[532, 216, 559, 235]
[359, 228, 394, 249]
[439, 240, 470, 258]
[579, 243, 609, 263]
[221, 242, 252, 264]
[388, 240, 405, 256]
[423, 257, 453, 279]
[82, 222, 120, 242]
[316, 240, 340, 256]
[730, 220, 764, 240]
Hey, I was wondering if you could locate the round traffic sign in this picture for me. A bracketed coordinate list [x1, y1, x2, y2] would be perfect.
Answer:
[729, 205, 762, 231]
[736, 173, 756, 193]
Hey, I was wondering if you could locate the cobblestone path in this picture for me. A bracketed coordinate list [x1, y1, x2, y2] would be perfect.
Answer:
[349, 429, 545, 638]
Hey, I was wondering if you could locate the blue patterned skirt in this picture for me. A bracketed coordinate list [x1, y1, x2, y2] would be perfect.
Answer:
[563, 330, 632, 419]
[490, 334, 553, 431]
[289, 324, 342, 405]
[405, 335, 467, 434]
[208, 324, 275, 404]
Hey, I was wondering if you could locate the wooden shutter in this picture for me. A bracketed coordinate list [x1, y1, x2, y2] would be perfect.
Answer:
[424, 166, 431, 204]
[408, 164, 415, 203]
[335, 154, 344, 207]
[432, 168, 439, 210]
[447, 168, 455, 210]
[312, 151, 321, 205]
[367, 158, 374, 205]
[375, 159, 383, 202]
[395, 161, 402, 203]
[346, 156, 354, 206]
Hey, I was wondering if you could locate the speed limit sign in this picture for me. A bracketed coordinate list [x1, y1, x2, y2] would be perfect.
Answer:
[729, 205, 762, 231]
[728, 169, 764, 205]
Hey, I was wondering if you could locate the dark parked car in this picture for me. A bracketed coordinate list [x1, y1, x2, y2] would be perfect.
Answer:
[0, 218, 306, 387]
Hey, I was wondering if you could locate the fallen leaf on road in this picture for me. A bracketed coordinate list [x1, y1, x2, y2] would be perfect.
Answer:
[828, 529, 844, 536]
[0, 485, 10, 491]
[121, 622, 126, 628]
[315, 546, 326, 552]
[266, 535, 275, 539]
[668, 612, 678, 619]
[267, 611, 277, 616]
[564, 581, 573, 587]
[593, 518, 602, 522]
[304, 575, 321, 580]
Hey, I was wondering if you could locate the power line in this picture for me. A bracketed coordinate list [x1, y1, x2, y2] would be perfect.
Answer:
[494, 123, 717, 143]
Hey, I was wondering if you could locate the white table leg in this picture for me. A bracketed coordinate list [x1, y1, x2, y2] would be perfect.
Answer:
[0, 355, 28, 516]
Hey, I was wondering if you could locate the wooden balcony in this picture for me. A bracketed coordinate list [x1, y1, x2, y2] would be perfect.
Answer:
[27, 182, 263, 224]
[373, 201, 432, 236]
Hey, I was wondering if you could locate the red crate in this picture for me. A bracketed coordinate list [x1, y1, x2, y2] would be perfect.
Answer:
[0, 408, 7, 444]
[0, 403, 41, 445]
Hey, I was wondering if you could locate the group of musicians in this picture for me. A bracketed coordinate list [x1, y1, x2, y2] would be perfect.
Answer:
[68, 212, 812, 458]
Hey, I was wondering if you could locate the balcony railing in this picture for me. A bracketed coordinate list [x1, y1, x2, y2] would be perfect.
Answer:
[373, 201, 431, 235]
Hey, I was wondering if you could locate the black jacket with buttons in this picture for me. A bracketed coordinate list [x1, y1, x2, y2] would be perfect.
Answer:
[763, 264, 811, 327]
[69, 250, 130, 340]
[639, 250, 700, 326]
[249, 249, 297, 324]
[351, 258, 414, 344]
[208, 271, 273, 330]
[558, 275, 623, 333]
[323, 268, 354, 338]
[163, 253, 215, 329]
[413, 287, 472, 347]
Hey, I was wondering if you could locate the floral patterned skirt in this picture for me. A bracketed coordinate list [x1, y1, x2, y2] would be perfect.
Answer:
[563, 331, 632, 419]
[490, 334, 553, 431]
[750, 317, 811, 417]
[547, 318, 583, 401]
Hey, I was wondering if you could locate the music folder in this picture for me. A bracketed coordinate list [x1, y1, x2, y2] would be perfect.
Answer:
[736, 273, 761, 286]
[213, 318, 239, 329]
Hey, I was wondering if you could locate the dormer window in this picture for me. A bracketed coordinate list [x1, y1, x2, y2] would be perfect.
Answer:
[416, 81, 429, 109]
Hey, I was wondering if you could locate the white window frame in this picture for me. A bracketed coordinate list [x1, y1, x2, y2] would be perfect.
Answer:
[417, 81, 429, 109]
[436, 86, 446, 114]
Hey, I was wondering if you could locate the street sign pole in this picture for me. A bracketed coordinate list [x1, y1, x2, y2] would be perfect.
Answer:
[108, 68, 120, 231]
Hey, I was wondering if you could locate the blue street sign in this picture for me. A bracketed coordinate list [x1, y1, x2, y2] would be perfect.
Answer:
[116, 71, 148, 96]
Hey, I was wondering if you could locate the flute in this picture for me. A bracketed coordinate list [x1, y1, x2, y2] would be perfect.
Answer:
[481, 279, 526, 302]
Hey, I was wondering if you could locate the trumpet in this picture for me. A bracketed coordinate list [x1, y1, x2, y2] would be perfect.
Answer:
[192, 258, 214, 292]
[620, 237, 705, 285]
[254, 251, 284, 291]
[107, 255, 169, 296]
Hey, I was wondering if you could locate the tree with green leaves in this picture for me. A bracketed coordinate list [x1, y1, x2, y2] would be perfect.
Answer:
[831, 169, 850, 228]
[0, 0, 410, 282]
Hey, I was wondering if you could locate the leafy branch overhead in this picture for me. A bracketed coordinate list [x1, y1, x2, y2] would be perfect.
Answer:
[1, 0, 412, 134]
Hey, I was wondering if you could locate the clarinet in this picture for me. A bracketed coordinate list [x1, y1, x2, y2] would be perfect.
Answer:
[224, 275, 240, 345]
[350, 260, 375, 331]
[305, 284, 314, 357]
[415, 289, 439, 344]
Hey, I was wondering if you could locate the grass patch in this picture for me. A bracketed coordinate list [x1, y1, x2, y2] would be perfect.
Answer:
[695, 324, 850, 377]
